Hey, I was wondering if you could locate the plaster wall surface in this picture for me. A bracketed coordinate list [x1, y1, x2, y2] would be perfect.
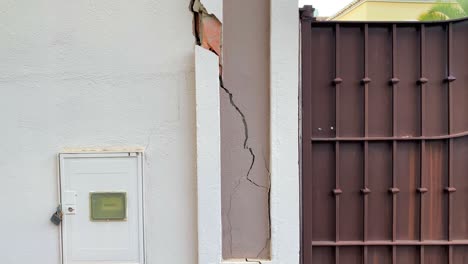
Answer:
[0, 0, 197, 263]
[222, 0, 271, 259]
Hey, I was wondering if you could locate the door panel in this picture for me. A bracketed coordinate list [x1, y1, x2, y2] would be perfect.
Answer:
[60, 153, 144, 264]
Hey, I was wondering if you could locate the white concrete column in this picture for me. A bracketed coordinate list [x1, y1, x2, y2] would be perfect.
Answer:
[195, 46, 223, 264]
[269, 0, 300, 263]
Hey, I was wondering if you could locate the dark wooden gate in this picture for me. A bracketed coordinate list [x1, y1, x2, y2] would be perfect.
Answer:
[300, 7, 468, 264]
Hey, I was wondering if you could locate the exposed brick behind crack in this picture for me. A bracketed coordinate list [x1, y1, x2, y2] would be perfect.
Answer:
[192, 0, 271, 258]
[191, 0, 222, 56]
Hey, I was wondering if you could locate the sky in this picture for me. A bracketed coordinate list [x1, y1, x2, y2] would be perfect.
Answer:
[298, 0, 355, 17]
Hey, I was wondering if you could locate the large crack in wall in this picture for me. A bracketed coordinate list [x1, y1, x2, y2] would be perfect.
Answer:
[220, 77, 271, 259]
[191, 0, 271, 260]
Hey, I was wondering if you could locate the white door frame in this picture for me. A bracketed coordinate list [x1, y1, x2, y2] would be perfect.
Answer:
[58, 152, 146, 264]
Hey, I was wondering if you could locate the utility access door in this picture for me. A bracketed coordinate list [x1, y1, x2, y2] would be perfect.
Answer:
[59, 153, 144, 264]
[301, 13, 468, 264]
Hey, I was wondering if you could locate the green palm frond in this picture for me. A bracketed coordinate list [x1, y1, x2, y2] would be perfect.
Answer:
[419, 0, 467, 21]
[419, 10, 451, 20]
[458, 0, 468, 14]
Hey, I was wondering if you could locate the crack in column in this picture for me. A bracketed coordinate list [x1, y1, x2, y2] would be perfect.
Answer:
[191, 0, 271, 258]
[256, 152, 271, 258]
[220, 77, 270, 257]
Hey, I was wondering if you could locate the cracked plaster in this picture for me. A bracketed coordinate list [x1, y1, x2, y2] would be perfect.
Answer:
[194, 0, 299, 263]
[220, 78, 270, 259]
[192, 0, 271, 260]
[221, 0, 271, 258]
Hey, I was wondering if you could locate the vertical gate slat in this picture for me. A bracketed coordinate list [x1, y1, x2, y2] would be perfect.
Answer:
[334, 24, 341, 264]
[300, 13, 313, 264]
[335, 142, 340, 264]
[419, 24, 427, 264]
[447, 22, 454, 264]
[363, 24, 369, 264]
[391, 23, 398, 264]
[420, 244, 425, 264]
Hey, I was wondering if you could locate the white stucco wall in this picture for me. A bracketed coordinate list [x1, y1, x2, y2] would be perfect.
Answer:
[0, 1, 197, 263]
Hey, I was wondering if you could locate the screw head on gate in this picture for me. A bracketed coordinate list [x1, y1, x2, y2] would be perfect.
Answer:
[361, 77, 371, 84]
[445, 187, 456, 193]
[360, 188, 371, 195]
[446, 76, 457, 82]
[332, 188, 342, 195]
[417, 187, 428, 193]
[390, 78, 400, 85]
[333, 78, 343, 85]
[388, 187, 400, 194]
[418, 77, 429, 84]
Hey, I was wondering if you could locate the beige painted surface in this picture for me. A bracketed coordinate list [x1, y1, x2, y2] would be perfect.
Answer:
[364, 2, 437, 20]
[222, 0, 271, 259]
[334, 1, 441, 21]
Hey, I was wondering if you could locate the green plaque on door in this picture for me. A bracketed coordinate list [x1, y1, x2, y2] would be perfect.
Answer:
[90, 192, 127, 221]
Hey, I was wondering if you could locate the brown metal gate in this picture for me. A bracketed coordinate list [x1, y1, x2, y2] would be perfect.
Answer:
[300, 8, 468, 264]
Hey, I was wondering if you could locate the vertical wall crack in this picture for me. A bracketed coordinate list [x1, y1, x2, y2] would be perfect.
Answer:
[256, 152, 271, 258]
[220, 77, 271, 257]
[191, 0, 271, 258]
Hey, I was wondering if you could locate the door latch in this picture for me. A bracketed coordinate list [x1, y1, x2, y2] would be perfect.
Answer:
[50, 205, 63, 226]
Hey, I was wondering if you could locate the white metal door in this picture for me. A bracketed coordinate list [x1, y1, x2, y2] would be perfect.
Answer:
[59, 153, 144, 264]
